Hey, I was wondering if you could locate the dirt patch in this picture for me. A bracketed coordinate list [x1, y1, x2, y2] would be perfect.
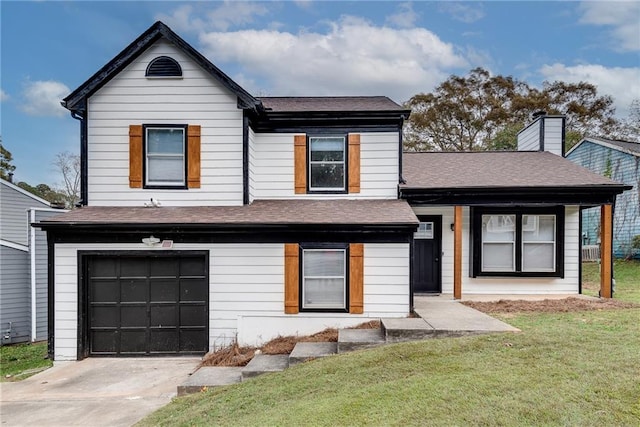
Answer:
[201, 320, 380, 367]
[462, 297, 638, 315]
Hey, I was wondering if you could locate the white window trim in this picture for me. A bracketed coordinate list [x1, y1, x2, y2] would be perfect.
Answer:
[301, 248, 347, 310]
[308, 136, 346, 191]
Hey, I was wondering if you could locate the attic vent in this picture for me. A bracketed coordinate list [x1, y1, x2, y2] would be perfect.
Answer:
[145, 56, 182, 77]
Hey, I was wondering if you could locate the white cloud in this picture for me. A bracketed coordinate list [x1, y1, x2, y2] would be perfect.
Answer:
[0, 89, 8, 102]
[20, 80, 70, 117]
[156, 1, 269, 33]
[539, 63, 640, 118]
[439, 2, 485, 24]
[579, 2, 640, 52]
[385, 2, 419, 29]
[198, 15, 468, 103]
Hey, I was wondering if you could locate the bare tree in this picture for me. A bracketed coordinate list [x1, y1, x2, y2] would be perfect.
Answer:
[53, 151, 80, 208]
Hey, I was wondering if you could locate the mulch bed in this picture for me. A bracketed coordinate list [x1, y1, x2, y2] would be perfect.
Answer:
[462, 297, 638, 314]
[200, 320, 380, 368]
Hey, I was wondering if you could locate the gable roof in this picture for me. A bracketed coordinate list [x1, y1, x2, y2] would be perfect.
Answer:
[566, 136, 640, 158]
[1, 179, 51, 207]
[259, 96, 409, 114]
[400, 151, 630, 205]
[62, 21, 260, 113]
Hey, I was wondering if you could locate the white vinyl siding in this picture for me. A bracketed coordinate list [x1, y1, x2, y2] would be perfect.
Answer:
[52, 242, 410, 359]
[251, 132, 399, 199]
[517, 121, 541, 152]
[86, 40, 243, 206]
[248, 127, 256, 202]
[543, 117, 564, 156]
[412, 206, 580, 295]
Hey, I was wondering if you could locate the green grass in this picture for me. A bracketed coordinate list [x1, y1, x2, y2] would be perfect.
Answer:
[0, 341, 51, 381]
[582, 259, 640, 302]
[139, 262, 640, 427]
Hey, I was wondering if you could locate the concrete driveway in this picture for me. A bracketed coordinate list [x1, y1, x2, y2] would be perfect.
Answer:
[0, 357, 200, 427]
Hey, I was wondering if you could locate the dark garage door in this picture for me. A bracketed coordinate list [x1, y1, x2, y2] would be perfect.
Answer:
[86, 253, 208, 356]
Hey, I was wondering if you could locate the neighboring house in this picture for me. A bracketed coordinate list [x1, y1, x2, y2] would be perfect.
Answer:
[37, 22, 628, 361]
[0, 179, 64, 344]
[565, 137, 640, 259]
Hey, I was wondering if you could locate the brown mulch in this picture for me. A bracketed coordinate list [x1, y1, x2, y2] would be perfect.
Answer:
[200, 320, 381, 368]
[462, 297, 638, 315]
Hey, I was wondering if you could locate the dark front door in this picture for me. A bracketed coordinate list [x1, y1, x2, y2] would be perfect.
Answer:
[85, 253, 208, 356]
[414, 216, 442, 293]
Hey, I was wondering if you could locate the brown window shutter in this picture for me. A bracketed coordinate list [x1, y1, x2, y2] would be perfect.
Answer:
[294, 134, 307, 194]
[187, 125, 201, 188]
[348, 134, 361, 193]
[349, 243, 364, 314]
[284, 243, 300, 314]
[129, 125, 143, 188]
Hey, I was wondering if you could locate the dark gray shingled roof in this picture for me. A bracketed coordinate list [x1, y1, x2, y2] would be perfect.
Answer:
[39, 199, 418, 226]
[580, 136, 640, 156]
[401, 151, 625, 189]
[258, 96, 407, 112]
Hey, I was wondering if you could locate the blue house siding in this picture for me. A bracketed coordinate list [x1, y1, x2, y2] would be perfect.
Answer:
[567, 140, 640, 259]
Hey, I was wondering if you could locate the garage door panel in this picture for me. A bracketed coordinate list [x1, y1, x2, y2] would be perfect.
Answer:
[92, 330, 118, 353]
[91, 306, 118, 327]
[121, 305, 148, 327]
[180, 278, 208, 301]
[121, 279, 148, 302]
[150, 279, 179, 301]
[150, 305, 176, 327]
[180, 305, 207, 326]
[87, 253, 208, 356]
[91, 280, 119, 302]
[181, 257, 206, 276]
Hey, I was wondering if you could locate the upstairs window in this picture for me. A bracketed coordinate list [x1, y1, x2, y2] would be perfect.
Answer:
[472, 207, 564, 277]
[144, 125, 187, 188]
[308, 135, 346, 192]
[146, 56, 182, 77]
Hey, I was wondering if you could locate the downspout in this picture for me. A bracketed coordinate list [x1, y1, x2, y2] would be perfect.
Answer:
[71, 110, 88, 206]
[30, 209, 37, 342]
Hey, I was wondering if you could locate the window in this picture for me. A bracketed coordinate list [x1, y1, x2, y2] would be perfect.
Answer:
[415, 222, 434, 239]
[144, 125, 187, 188]
[308, 135, 346, 191]
[472, 207, 564, 277]
[301, 245, 348, 311]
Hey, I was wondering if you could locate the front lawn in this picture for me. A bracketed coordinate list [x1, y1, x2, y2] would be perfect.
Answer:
[139, 261, 640, 427]
[582, 259, 640, 302]
[0, 341, 51, 381]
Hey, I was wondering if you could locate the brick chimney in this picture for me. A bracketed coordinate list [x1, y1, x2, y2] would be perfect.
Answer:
[517, 111, 566, 156]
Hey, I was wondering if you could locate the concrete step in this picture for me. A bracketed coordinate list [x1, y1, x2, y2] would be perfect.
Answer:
[289, 342, 337, 366]
[177, 366, 242, 396]
[381, 318, 437, 343]
[337, 328, 385, 353]
[241, 354, 289, 381]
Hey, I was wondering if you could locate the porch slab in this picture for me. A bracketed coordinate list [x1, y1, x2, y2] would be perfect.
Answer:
[241, 354, 289, 380]
[337, 328, 385, 353]
[413, 298, 520, 333]
[177, 367, 242, 396]
[289, 342, 337, 366]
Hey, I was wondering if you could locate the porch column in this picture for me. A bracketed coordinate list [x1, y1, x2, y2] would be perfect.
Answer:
[600, 204, 613, 298]
[453, 206, 463, 300]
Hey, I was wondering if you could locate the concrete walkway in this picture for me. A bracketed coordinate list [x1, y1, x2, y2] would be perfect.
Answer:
[0, 357, 200, 427]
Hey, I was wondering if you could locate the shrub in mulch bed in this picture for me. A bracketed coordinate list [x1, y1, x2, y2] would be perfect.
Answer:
[462, 297, 638, 315]
[200, 320, 381, 368]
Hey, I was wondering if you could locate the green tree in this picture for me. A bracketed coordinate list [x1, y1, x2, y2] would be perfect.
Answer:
[404, 68, 623, 152]
[1, 138, 16, 180]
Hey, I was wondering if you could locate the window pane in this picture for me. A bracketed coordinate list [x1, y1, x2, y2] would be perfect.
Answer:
[523, 215, 556, 242]
[523, 243, 555, 271]
[147, 128, 184, 154]
[148, 157, 184, 182]
[482, 215, 515, 241]
[415, 222, 434, 239]
[310, 164, 344, 189]
[303, 278, 345, 308]
[304, 250, 345, 277]
[310, 137, 344, 161]
[482, 243, 515, 271]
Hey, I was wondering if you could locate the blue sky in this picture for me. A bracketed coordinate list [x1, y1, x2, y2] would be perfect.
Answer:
[2, 1, 639, 186]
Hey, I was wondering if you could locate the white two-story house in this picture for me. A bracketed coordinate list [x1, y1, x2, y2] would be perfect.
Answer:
[39, 22, 627, 361]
